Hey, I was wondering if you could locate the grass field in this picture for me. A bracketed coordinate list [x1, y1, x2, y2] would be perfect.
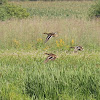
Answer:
[0, 1, 100, 100]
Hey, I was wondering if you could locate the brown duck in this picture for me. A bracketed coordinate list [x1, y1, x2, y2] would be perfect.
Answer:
[43, 32, 58, 43]
[44, 53, 57, 63]
[70, 46, 83, 53]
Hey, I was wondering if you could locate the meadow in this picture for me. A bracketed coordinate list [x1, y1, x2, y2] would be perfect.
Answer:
[0, 1, 100, 100]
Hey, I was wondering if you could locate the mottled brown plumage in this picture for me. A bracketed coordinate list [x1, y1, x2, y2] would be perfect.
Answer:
[70, 46, 83, 53]
[44, 53, 57, 63]
[43, 32, 58, 43]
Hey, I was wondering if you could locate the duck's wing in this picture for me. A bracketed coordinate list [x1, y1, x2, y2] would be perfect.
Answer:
[44, 56, 52, 63]
[44, 35, 52, 43]
[44, 55, 55, 63]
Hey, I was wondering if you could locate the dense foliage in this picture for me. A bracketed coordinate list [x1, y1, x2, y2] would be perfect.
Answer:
[89, 1, 100, 18]
[0, 1, 100, 100]
[0, 51, 100, 100]
[25, 60, 100, 100]
[0, 4, 30, 20]
[0, 0, 8, 4]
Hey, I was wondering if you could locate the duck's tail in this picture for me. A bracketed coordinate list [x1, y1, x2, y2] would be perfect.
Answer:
[43, 33, 48, 34]
[70, 47, 75, 48]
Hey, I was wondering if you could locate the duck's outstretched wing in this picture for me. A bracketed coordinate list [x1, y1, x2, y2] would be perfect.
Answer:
[45, 35, 52, 43]
[45, 55, 56, 63]
[44, 56, 52, 63]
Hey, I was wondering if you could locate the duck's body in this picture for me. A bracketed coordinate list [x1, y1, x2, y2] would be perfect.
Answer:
[70, 46, 83, 53]
[44, 53, 57, 63]
[43, 32, 58, 43]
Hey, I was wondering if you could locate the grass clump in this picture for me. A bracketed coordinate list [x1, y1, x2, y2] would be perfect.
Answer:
[0, 7, 8, 20]
[0, 84, 31, 100]
[24, 53, 100, 100]
[0, 4, 30, 20]
[89, 1, 100, 18]
[0, 0, 8, 5]
[27, 7, 70, 18]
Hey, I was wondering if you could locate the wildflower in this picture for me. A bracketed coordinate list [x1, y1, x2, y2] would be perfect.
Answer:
[44, 46, 49, 50]
[71, 39, 74, 45]
[56, 39, 65, 47]
[56, 40, 58, 44]
[59, 39, 64, 47]
[56, 40, 60, 47]
[60, 39, 63, 44]
[13, 39, 20, 47]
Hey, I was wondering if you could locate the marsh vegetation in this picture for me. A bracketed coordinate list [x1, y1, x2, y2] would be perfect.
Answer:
[0, 1, 100, 100]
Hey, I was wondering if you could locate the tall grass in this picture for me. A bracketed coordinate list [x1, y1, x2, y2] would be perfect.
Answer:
[0, 1, 100, 100]
[0, 17, 100, 51]
[0, 51, 100, 100]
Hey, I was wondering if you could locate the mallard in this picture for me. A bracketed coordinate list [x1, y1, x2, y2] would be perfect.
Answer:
[44, 53, 57, 63]
[43, 32, 58, 43]
[70, 46, 83, 53]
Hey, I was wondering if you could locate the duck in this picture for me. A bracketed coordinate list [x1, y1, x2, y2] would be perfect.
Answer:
[43, 32, 58, 43]
[70, 46, 83, 53]
[44, 53, 57, 63]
